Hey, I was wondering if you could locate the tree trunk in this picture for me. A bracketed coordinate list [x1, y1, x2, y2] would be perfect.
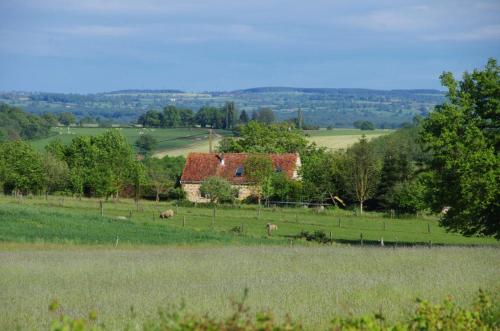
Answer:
[156, 191, 159, 204]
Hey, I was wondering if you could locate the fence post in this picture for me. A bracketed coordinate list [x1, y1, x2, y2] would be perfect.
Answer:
[383, 221, 386, 231]
[360, 233, 363, 246]
[100, 200, 103, 217]
[212, 206, 216, 227]
[129, 210, 132, 219]
[114, 235, 119, 247]
[427, 223, 431, 234]
[338, 218, 341, 228]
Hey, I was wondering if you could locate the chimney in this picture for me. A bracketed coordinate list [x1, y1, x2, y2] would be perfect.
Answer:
[219, 153, 225, 166]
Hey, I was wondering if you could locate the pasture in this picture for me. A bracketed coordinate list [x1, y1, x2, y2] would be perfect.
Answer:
[0, 195, 498, 330]
[305, 128, 391, 151]
[0, 195, 497, 246]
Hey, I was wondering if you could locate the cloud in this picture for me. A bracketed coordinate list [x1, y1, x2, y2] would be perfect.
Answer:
[345, 5, 433, 31]
[421, 25, 500, 41]
[47, 25, 141, 38]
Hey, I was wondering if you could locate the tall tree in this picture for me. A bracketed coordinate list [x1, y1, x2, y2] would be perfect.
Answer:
[244, 154, 274, 205]
[342, 136, 381, 213]
[58, 112, 76, 126]
[420, 58, 499, 238]
[135, 134, 157, 156]
[239, 110, 249, 124]
[256, 108, 275, 125]
[0, 140, 45, 195]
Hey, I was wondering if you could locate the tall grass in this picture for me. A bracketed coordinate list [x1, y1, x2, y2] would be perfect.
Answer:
[0, 245, 498, 330]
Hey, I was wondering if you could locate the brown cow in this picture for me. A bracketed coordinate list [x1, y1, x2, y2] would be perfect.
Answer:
[266, 223, 278, 236]
[159, 210, 174, 219]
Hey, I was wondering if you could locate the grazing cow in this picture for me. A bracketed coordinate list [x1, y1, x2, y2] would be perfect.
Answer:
[159, 210, 174, 219]
[266, 223, 278, 236]
[116, 216, 127, 220]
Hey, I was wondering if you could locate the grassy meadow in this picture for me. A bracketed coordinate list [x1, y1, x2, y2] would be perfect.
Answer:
[0, 195, 497, 246]
[1, 245, 498, 330]
[0, 196, 498, 330]
[305, 128, 391, 151]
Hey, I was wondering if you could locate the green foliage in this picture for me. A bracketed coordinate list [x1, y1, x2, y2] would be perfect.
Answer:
[342, 136, 381, 213]
[218, 121, 309, 153]
[0, 140, 45, 194]
[135, 134, 157, 156]
[388, 180, 426, 215]
[239, 109, 249, 124]
[42, 152, 69, 195]
[255, 107, 275, 124]
[0, 103, 52, 140]
[354, 120, 376, 130]
[243, 154, 274, 203]
[62, 130, 137, 198]
[300, 147, 341, 203]
[47, 291, 498, 331]
[420, 58, 500, 238]
[144, 156, 185, 202]
[199, 176, 237, 204]
[58, 112, 76, 126]
[298, 230, 332, 244]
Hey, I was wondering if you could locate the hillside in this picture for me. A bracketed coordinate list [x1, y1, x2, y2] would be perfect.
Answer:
[0, 87, 444, 128]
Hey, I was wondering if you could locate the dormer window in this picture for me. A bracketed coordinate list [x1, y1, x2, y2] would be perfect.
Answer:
[275, 166, 283, 173]
[235, 166, 244, 177]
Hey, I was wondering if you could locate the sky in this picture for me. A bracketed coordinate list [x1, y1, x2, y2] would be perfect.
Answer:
[0, 0, 499, 93]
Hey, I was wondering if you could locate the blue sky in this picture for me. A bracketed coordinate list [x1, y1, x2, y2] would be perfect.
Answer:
[0, 0, 499, 92]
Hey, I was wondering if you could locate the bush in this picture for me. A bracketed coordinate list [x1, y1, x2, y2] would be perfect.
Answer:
[48, 290, 498, 331]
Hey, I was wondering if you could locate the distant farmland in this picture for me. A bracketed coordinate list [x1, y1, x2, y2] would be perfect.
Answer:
[30, 127, 392, 157]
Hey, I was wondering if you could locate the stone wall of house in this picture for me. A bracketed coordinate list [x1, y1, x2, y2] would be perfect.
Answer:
[182, 183, 256, 203]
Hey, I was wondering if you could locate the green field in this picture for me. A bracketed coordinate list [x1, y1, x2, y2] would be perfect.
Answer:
[0, 195, 497, 246]
[305, 129, 391, 150]
[1, 245, 498, 330]
[29, 127, 392, 157]
[29, 127, 229, 155]
[0, 195, 498, 330]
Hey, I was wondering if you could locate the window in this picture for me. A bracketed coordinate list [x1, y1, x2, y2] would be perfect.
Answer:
[235, 166, 244, 177]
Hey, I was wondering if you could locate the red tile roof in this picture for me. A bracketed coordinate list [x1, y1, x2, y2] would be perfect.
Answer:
[181, 153, 299, 184]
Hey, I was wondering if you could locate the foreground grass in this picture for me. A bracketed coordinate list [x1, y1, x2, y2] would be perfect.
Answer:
[0, 195, 497, 246]
[0, 245, 498, 330]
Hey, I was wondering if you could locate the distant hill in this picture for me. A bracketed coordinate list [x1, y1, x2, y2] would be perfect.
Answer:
[106, 89, 184, 94]
[232, 87, 444, 95]
[0, 87, 446, 128]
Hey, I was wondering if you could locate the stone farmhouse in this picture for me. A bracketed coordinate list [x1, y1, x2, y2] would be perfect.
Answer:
[180, 152, 301, 203]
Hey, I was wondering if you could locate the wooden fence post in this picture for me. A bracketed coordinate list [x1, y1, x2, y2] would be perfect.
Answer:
[338, 218, 341, 228]
[427, 223, 431, 234]
[100, 200, 103, 216]
[360, 233, 363, 246]
[129, 210, 132, 219]
[212, 206, 216, 227]
[383, 221, 386, 231]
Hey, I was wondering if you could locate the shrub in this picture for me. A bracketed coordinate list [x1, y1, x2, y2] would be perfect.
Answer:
[48, 290, 499, 331]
